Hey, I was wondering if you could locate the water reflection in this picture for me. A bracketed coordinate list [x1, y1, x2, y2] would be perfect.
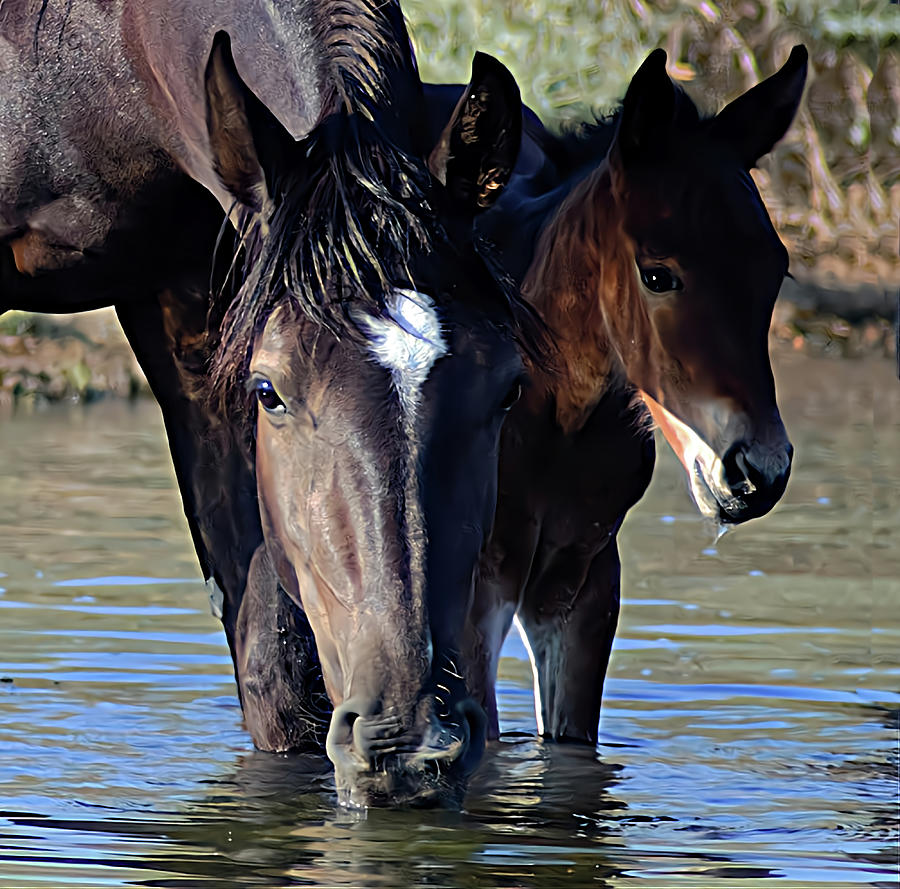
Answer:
[0, 349, 897, 887]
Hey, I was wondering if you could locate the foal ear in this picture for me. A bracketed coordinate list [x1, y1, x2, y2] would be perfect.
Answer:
[205, 31, 295, 213]
[612, 48, 676, 167]
[427, 52, 522, 213]
[711, 45, 808, 168]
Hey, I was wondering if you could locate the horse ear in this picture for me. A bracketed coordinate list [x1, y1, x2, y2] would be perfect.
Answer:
[204, 31, 294, 213]
[612, 48, 675, 167]
[427, 52, 522, 213]
[711, 45, 808, 168]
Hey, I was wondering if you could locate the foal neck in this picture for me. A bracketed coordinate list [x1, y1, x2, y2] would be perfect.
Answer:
[524, 164, 651, 434]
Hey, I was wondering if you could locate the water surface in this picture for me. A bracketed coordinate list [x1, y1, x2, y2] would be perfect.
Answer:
[0, 349, 897, 887]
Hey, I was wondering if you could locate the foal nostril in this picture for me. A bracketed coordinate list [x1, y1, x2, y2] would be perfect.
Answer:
[722, 443, 761, 496]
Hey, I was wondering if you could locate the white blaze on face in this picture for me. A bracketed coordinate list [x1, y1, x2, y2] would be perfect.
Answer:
[361, 289, 447, 416]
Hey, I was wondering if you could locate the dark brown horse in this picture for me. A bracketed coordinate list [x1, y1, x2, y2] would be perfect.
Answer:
[0, 1, 536, 806]
[454, 46, 808, 744]
[0, 0, 374, 683]
[203, 39, 540, 806]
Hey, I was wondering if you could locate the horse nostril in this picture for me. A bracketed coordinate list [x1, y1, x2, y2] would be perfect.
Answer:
[722, 443, 758, 496]
[328, 701, 362, 749]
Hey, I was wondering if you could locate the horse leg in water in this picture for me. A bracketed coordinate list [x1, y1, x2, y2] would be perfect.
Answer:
[116, 290, 327, 751]
[468, 519, 541, 740]
[236, 543, 329, 750]
[464, 583, 516, 741]
[516, 538, 621, 744]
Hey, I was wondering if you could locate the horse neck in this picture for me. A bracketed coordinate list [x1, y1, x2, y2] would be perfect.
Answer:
[523, 163, 656, 434]
[316, 0, 423, 149]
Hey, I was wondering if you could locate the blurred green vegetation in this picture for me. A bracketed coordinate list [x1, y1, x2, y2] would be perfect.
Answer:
[407, 0, 900, 293]
[4, 2, 897, 403]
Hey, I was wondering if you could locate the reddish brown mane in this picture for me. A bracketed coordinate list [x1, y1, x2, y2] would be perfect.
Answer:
[523, 162, 661, 433]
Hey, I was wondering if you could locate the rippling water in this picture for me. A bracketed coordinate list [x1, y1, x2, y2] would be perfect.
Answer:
[0, 349, 897, 888]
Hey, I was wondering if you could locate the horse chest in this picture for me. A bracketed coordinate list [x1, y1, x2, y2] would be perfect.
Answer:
[490, 390, 655, 598]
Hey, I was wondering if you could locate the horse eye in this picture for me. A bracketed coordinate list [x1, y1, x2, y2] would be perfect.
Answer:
[254, 379, 286, 415]
[640, 266, 683, 294]
[500, 381, 523, 412]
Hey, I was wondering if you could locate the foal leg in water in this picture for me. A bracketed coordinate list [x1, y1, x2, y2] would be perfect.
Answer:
[517, 540, 621, 744]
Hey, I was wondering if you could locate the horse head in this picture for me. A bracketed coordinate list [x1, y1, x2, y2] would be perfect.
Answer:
[204, 34, 534, 806]
[604, 46, 807, 524]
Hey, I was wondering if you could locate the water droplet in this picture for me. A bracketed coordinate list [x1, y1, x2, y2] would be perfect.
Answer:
[817, 496, 831, 505]
[660, 515, 675, 524]
[641, 668, 652, 676]
[714, 523, 731, 543]
[702, 547, 717, 556]
[748, 569, 766, 577]
[35, 570, 43, 579]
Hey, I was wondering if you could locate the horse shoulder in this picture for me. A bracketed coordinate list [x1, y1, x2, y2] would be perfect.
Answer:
[0, 0, 325, 280]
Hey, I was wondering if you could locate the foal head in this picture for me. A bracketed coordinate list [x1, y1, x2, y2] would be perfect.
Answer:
[539, 47, 807, 525]
[205, 35, 531, 806]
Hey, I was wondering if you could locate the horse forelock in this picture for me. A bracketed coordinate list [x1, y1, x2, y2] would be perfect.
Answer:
[208, 113, 544, 428]
[208, 117, 427, 412]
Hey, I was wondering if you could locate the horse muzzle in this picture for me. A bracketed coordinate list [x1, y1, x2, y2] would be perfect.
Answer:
[326, 696, 486, 808]
[716, 439, 793, 523]
[641, 391, 793, 525]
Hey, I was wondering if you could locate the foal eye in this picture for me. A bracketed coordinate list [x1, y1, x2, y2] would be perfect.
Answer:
[639, 266, 683, 294]
[254, 379, 286, 415]
[500, 381, 523, 412]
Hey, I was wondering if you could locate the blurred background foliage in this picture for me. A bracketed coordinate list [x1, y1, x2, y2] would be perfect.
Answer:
[407, 0, 900, 295]
[3, 1, 898, 403]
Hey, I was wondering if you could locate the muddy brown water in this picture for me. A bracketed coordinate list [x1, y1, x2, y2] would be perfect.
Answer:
[0, 347, 897, 888]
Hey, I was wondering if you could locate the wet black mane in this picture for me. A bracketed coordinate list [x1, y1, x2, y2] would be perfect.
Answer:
[209, 111, 544, 415]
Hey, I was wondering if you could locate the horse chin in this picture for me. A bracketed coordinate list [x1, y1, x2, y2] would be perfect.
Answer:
[335, 762, 470, 810]
[688, 459, 746, 526]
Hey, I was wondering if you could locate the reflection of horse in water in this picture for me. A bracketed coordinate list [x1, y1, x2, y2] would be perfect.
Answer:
[3, 743, 627, 887]
[453, 46, 808, 743]
[0, 1, 541, 806]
